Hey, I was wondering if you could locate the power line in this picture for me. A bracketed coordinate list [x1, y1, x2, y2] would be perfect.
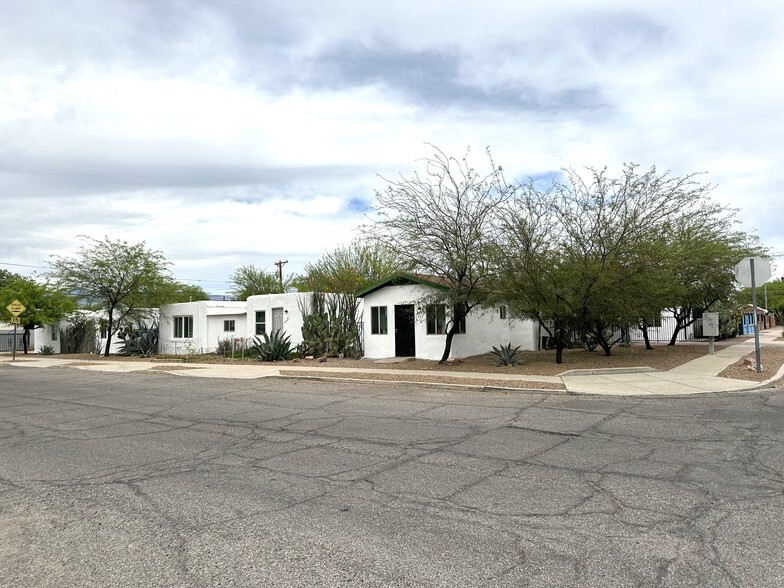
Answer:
[0, 261, 48, 270]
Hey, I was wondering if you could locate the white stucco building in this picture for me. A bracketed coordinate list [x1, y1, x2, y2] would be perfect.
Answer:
[159, 300, 248, 354]
[0, 322, 60, 354]
[357, 274, 540, 360]
[159, 293, 316, 355]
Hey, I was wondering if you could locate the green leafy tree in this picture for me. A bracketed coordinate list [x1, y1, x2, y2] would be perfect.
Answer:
[662, 213, 761, 345]
[296, 238, 406, 294]
[49, 236, 173, 356]
[158, 281, 209, 303]
[0, 268, 18, 288]
[737, 280, 784, 316]
[229, 265, 285, 300]
[492, 164, 758, 362]
[0, 275, 76, 354]
[367, 145, 510, 363]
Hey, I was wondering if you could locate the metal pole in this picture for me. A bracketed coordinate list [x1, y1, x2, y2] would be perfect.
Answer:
[12, 324, 17, 361]
[750, 258, 762, 373]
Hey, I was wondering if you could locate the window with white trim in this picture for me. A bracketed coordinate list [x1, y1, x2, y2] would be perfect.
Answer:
[255, 311, 266, 335]
[224, 320, 235, 332]
[174, 316, 193, 338]
[499, 305, 507, 320]
[370, 306, 388, 334]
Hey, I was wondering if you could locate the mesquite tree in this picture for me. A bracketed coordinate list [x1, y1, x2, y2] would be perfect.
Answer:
[492, 164, 760, 362]
[50, 236, 173, 356]
[367, 145, 511, 363]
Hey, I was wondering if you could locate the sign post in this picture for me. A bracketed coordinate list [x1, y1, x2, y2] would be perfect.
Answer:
[734, 257, 772, 374]
[5, 299, 26, 362]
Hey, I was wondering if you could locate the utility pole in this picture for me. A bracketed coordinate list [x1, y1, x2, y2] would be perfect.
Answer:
[274, 260, 288, 291]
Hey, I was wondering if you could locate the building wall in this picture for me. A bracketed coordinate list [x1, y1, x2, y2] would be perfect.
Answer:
[361, 284, 539, 360]
[245, 292, 319, 345]
[0, 320, 65, 353]
[159, 301, 246, 355]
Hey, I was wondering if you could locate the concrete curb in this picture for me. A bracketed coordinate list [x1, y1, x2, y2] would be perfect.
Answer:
[274, 373, 571, 395]
[558, 367, 657, 376]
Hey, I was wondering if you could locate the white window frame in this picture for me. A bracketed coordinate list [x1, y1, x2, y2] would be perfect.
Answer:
[255, 311, 266, 335]
[174, 316, 193, 339]
[224, 319, 235, 332]
[371, 306, 388, 335]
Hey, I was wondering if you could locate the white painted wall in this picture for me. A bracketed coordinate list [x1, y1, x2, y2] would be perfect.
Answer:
[159, 293, 361, 356]
[360, 284, 539, 360]
[0, 323, 63, 353]
[159, 301, 246, 354]
[245, 292, 333, 345]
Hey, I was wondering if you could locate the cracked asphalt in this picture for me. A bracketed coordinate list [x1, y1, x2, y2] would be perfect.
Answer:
[1, 365, 783, 587]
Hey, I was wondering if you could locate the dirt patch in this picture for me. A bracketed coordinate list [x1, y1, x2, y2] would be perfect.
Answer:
[718, 346, 784, 382]
[46, 340, 746, 376]
[279, 370, 566, 391]
[282, 340, 741, 376]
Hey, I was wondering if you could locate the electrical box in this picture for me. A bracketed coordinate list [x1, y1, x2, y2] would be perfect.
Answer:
[703, 312, 720, 337]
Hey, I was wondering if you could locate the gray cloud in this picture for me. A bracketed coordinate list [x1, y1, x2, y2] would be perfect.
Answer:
[292, 42, 607, 113]
[1, 0, 783, 285]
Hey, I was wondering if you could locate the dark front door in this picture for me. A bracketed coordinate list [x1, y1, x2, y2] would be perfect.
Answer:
[394, 304, 416, 357]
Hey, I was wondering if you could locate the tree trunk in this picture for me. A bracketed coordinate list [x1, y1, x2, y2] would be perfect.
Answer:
[22, 326, 31, 354]
[438, 326, 458, 364]
[640, 320, 653, 350]
[104, 308, 114, 356]
[555, 343, 564, 364]
[594, 325, 612, 356]
[668, 321, 684, 346]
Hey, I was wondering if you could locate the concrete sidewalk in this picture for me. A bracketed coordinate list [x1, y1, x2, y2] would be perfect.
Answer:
[3, 332, 783, 396]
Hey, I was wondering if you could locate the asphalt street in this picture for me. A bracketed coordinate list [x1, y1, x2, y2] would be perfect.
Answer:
[1, 364, 783, 587]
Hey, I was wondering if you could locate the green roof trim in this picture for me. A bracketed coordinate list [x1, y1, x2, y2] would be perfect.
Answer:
[356, 272, 451, 297]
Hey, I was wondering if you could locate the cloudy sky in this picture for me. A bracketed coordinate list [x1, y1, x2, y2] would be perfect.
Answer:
[1, 0, 782, 293]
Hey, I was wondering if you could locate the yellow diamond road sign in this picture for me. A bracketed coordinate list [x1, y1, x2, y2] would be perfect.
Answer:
[6, 299, 25, 316]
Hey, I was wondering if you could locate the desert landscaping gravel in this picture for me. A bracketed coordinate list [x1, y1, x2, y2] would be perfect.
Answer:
[39, 335, 784, 390]
[718, 345, 784, 382]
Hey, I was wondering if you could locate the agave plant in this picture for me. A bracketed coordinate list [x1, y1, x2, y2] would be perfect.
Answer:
[254, 330, 293, 361]
[38, 345, 55, 355]
[490, 342, 521, 366]
[117, 324, 159, 357]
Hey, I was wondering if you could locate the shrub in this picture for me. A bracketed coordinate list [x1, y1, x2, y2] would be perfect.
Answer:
[254, 330, 293, 361]
[39, 345, 55, 355]
[216, 336, 248, 357]
[491, 342, 521, 366]
[60, 315, 98, 354]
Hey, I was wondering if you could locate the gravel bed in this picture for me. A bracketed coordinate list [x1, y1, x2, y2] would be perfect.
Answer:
[49, 339, 747, 376]
[718, 346, 784, 382]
